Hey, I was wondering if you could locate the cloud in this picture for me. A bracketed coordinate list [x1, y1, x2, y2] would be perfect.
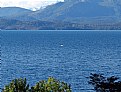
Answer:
[0, 0, 64, 10]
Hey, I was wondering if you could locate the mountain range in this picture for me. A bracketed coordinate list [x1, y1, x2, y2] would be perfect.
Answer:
[0, 0, 121, 30]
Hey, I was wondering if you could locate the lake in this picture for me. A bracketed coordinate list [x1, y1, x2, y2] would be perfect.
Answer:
[1, 31, 121, 92]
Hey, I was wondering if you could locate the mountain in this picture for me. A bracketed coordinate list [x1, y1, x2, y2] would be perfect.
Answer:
[1, 0, 121, 23]
[29, 0, 121, 23]
[0, 7, 37, 21]
[0, 0, 121, 30]
[0, 7, 32, 17]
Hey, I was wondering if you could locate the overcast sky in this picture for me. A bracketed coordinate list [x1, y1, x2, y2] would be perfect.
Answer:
[0, 0, 64, 10]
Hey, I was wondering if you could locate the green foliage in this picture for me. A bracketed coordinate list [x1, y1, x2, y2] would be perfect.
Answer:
[2, 77, 71, 92]
[89, 73, 121, 92]
[31, 77, 71, 92]
[2, 78, 29, 92]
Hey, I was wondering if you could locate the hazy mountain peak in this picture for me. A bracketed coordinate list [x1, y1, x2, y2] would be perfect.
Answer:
[0, 7, 32, 17]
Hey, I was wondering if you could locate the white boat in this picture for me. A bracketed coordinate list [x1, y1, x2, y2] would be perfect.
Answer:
[60, 44, 63, 47]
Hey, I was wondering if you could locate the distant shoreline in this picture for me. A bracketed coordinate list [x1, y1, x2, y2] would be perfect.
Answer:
[1, 30, 121, 31]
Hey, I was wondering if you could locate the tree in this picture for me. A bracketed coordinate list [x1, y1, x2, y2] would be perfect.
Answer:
[2, 77, 71, 92]
[31, 77, 71, 92]
[2, 78, 29, 92]
[89, 73, 121, 92]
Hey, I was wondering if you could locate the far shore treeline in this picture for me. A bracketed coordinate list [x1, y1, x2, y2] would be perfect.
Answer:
[0, 19, 121, 30]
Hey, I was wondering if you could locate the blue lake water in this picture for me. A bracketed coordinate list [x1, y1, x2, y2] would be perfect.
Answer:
[1, 31, 121, 92]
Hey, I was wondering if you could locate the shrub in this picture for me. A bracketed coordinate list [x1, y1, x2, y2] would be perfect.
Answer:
[2, 78, 29, 92]
[89, 73, 121, 92]
[30, 77, 71, 92]
[2, 77, 71, 92]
